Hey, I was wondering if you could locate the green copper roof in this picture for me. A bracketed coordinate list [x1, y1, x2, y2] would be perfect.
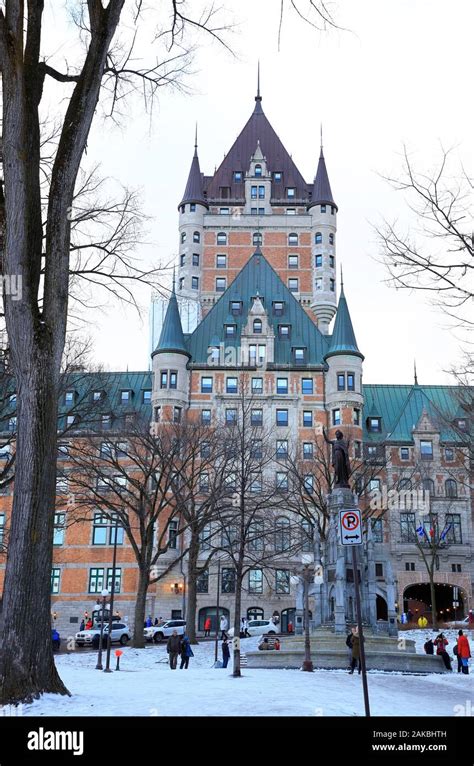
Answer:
[185, 251, 329, 366]
[153, 286, 190, 358]
[325, 286, 363, 361]
[362, 384, 469, 443]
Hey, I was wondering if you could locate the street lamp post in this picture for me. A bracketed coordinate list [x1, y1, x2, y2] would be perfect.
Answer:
[104, 517, 119, 673]
[95, 589, 110, 670]
[214, 559, 221, 665]
[292, 554, 315, 672]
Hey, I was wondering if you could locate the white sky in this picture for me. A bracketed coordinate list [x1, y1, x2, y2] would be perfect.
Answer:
[45, 0, 473, 382]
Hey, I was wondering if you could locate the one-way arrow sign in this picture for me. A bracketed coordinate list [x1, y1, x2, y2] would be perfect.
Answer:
[339, 509, 362, 546]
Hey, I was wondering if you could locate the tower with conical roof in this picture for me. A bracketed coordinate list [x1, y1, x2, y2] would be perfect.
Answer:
[308, 131, 338, 334]
[324, 279, 364, 452]
[151, 277, 191, 427]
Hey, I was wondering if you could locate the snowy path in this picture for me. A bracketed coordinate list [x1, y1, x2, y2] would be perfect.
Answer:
[21, 633, 473, 718]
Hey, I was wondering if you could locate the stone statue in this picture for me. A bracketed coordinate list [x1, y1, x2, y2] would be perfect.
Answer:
[323, 428, 351, 488]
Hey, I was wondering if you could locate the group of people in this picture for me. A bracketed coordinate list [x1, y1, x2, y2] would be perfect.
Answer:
[203, 615, 229, 639]
[166, 630, 194, 669]
[144, 616, 164, 628]
[424, 630, 471, 673]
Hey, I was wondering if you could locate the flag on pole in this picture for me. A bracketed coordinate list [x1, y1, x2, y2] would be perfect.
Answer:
[440, 524, 452, 541]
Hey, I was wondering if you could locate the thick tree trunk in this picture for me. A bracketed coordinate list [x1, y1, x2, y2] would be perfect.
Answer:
[0, 354, 69, 703]
[186, 544, 199, 644]
[430, 577, 438, 630]
[232, 574, 243, 678]
[132, 568, 149, 648]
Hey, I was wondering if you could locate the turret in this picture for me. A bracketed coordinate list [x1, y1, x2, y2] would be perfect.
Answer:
[177, 128, 208, 333]
[244, 141, 272, 216]
[324, 281, 364, 460]
[151, 278, 191, 427]
[308, 137, 338, 334]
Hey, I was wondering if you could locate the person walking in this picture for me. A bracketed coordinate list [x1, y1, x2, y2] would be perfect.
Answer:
[345, 630, 354, 668]
[220, 614, 228, 640]
[434, 633, 452, 670]
[204, 616, 212, 637]
[457, 630, 471, 675]
[349, 626, 362, 674]
[79, 619, 85, 632]
[179, 633, 194, 670]
[146, 615, 152, 628]
[167, 630, 181, 670]
[222, 637, 230, 669]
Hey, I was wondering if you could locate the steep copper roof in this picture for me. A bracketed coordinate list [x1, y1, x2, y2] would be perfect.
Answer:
[308, 148, 337, 210]
[205, 97, 310, 201]
[179, 143, 208, 209]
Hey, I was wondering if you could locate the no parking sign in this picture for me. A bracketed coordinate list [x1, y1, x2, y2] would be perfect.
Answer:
[339, 509, 362, 545]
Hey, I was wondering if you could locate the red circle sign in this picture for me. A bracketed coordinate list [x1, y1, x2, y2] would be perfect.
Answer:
[341, 511, 360, 531]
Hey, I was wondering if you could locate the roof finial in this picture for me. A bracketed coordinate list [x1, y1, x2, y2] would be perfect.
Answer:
[256, 60, 262, 102]
[194, 123, 198, 157]
[320, 123, 323, 156]
[340, 264, 344, 289]
[172, 266, 176, 293]
[414, 359, 418, 386]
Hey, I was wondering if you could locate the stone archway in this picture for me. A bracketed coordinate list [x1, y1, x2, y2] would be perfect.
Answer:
[397, 570, 471, 621]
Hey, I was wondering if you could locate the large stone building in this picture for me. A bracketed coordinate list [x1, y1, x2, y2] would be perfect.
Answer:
[0, 86, 472, 636]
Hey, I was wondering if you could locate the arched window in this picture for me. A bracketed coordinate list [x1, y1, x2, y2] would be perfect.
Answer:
[314, 232, 322, 244]
[329, 233, 335, 245]
[255, 164, 262, 177]
[423, 478, 435, 495]
[193, 231, 200, 243]
[253, 319, 262, 334]
[288, 233, 298, 246]
[247, 607, 264, 620]
[198, 606, 230, 633]
[445, 479, 457, 498]
[275, 517, 291, 552]
[217, 232, 227, 245]
[398, 479, 412, 491]
[181, 232, 186, 244]
[253, 232, 262, 246]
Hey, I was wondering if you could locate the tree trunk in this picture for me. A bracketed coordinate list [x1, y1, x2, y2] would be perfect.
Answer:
[232, 574, 243, 678]
[186, 544, 199, 644]
[430, 576, 438, 630]
[132, 568, 149, 648]
[0, 355, 69, 703]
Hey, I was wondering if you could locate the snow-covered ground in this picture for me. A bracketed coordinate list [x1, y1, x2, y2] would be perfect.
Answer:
[20, 630, 473, 718]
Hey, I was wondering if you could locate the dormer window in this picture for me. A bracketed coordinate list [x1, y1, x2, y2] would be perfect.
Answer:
[293, 347, 306, 364]
[121, 390, 132, 404]
[278, 325, 291, 339]
[234, 171, 243, 182]
[286, 187, 296, 198]
[255, 164, 262, 177]
[273, 171, 282, 182]
[217, 232, 227, 245]
[253, 232, 262, 246]
[64, 391, 74, 406]
[288, 233, 298, 246]
[273, 301, 285, 316]
[92, 390, 104, 402]
[253, 319, 262, 334]
[230, 301, 242, 316]
[225, 324, 236, 338]
[367, 417, 382, 433]
[456, 419, 467, 431]
[315, 232, 322, 244]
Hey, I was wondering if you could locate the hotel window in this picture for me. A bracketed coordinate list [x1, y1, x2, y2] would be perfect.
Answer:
[234, 171, 243, 182]
[66, 415, 76, 427]
[255, 165, 262, 177]
[276, 378, 288, 394]
[253, 319, 262, 334]
[353, 408, 360, 425]
[106, 567, 122, 594]
[337, 373, 345, 391]
[51, 568, 61, 594]
[331, 206, 336, 215]
[354, 440, 362, 458]
[201, 377, 213, 393]
[251, 409, 263, 427]
[444, 447, 454, 461]
[249, 569, 263, 594]
[179, 277, 184, 290]
[329, 233, 334, 245]
[192, 253, 199, 266]
[276, 409, 288, 427]
[329, 255, 335, 268]
[191, 276, 199, 290]
[420, 440, 433, 460]
[315, 254, 322, 267]
[276, 440, 288, 458]
[169, 371, 178, 389]
[400, 447, 410, 460]
[315, 232, 322, 244]
[199, 473, 209, 492]
[168, 520, 179, 549]
[278, 324, 291, 339]
[372, 519, 383, 543]
[303, 442, 313, 459]
[288, 233, 298, 246]
[258, 185, 265, 199]
[400, 513, 416, 543]
[219, 208, 230, 215]
[53, 513, 66, 546]
[303, 411, 313, 427]
[368, 417, 381, 433]
[0, 513, 4, 545]
[288, 278, 299, 292]
[180, 254, 185, 267]
[222, 568, 236, 594]
[258, 345, 266, 364]
[273, 171, 282, 182]
[251, 207, 258, 215]
[286, 208, 296, 215]
[65, 390, 74, 405]
[56, 477, 68, 494]
[293, 347, 305, 363]
[190, 203, 196, 211]
[216, 254, 226, 268]
[302, 378, 313, 394]
[451, 563, 462, 573]
[93, 390, 103, 401]
[301, 521, 313, 552]
[154, 406, 161, 422]
[315, 278, 323, 291]
[251, 439, 263, 459]
[193, 231, 200, 243]
[330, 279, 335, 292]
[216, 277, 226, 292]
[275, 518, 291, 551]
[252, 377, 263, 394]
[200, 442, 211, 459]
[273, 301, 285, 316]
[286, 187, 296, 198]
[57, 443, 70, 460]
[288, 255, 298, 269]
[160, 371, 168, 388]
[226, 377, 238, 394]
[142, 390, 152, 404]
[251, 186, 258, 199]
[121, 390, 131, 403]
[226, 408, 237, 426]
[445, 513, 462, 543]
[217, 232, 227, 245]
[173, 407, 182, 423]
[253, 232, 262, 246]
[181, 232, 186, 244]
[276, 472, 289, 492]
[276, 570, 290, 594]
[347, 373, 355, 391]
[88, 568, 105, 594]
[445, 479, 457, 498]
[196, 570, 209, 593]
[225, 324, 237, 338]
[332, 409, 341, 426]
[230, 301, 242, 315]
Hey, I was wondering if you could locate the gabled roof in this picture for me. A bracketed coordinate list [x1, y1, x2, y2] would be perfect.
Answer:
[153, 285, 190, 358]
[185, 251, 329, 365]
[325, 286, 363, 361]
[362, 384, 469, 443]
[179, 144, 208, 208]
[309, 148, 337, 210]
[205, 98, 310, 200]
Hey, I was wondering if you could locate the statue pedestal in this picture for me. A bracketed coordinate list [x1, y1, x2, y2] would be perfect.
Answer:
[328, 488, 358, 635]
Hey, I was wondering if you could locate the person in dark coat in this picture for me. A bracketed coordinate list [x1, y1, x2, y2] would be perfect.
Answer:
[222, 637, 230, 668]
[423, 637, 434, 655]
[166, 630, 181, 669]
[179, 633, 194, 669]
[349, 627, 362, 674]
[457, 630, 471, 675]
[434, 633, 452, 670]
[79, 620, 85, 632]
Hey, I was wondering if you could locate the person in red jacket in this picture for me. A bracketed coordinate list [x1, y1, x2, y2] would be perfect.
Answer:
[434, 633, 452, 670]
[457, 630, 471, 675]
[204, 616, 212, 637]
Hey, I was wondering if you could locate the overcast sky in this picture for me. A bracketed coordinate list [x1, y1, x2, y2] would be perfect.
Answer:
[47, 0, 473, 382]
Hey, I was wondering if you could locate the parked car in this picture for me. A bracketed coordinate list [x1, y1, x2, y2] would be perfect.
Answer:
[445, 615, 470, 627]
[144, 619, 186, 643]
[52, 628, 61, 651]
[75, 622, 130, 647]
[228, 619, 278, 638]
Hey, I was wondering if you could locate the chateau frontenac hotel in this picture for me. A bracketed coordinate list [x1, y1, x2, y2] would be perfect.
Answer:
[0, 87, 472, 635]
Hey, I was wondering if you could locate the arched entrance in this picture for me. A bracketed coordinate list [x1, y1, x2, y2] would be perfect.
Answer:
[281, 608, 295, 633]
[376, 595, 388, 620]
[247, 606, 264, 620]
[198, 606, 230, 633]
[403, 583, 465, 624]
